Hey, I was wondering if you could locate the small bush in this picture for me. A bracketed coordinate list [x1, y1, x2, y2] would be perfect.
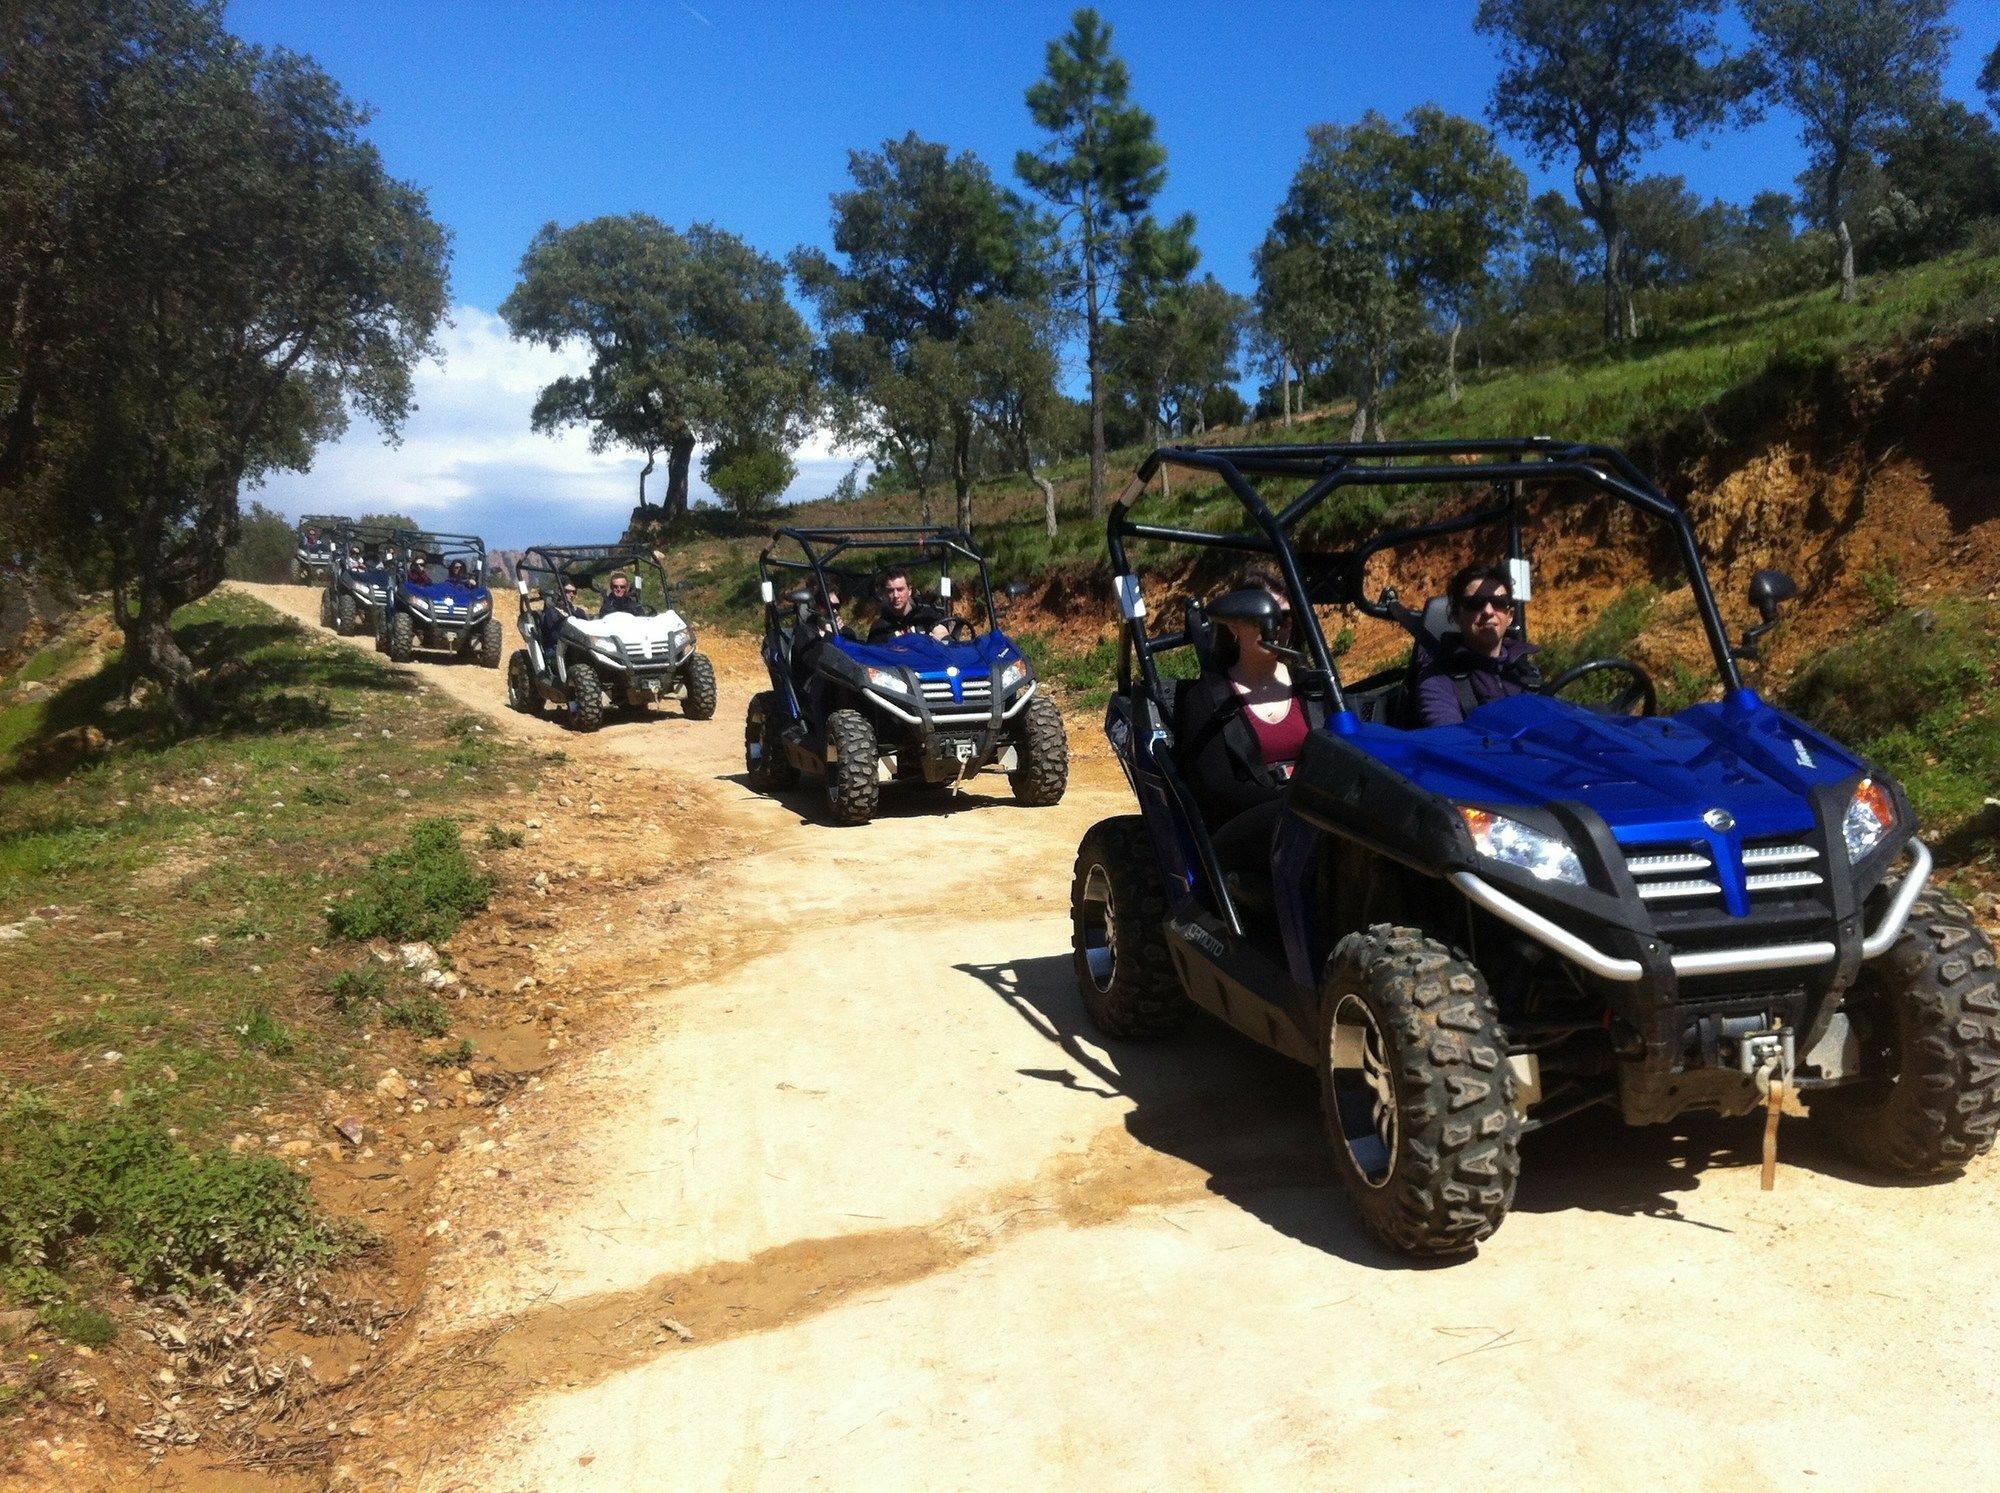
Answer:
[425, 1038, 475, 1067]
[0, 1102, 341, 1297]
[327, 966, 387, 1014]
[233, 1004, 295, 1057]
[382, 993, 450, 1038]
[326, 817, 492, 943]
[38, 1301, 114, 1346]
[482, 823, 524, 850]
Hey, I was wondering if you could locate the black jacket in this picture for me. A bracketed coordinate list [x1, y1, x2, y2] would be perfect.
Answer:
[867, 602, 944, 644]
[599, 591, 645, 617]
[1172, 669, 1327, 831]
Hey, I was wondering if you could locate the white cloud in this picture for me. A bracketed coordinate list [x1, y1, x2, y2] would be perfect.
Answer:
[252, 303, 859, 549]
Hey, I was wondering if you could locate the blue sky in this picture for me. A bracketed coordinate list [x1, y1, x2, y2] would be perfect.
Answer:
[234, 0, 1999, 547]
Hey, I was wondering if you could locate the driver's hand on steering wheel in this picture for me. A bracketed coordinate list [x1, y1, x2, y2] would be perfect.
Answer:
[928, 623, 951, 642]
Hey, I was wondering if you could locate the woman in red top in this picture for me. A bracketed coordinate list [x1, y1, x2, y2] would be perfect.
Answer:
[1172, 564, 1322, 884]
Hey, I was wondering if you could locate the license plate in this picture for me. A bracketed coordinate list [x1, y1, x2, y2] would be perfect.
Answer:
[442, 630, 458, 645]
[953, 740, 975, 764]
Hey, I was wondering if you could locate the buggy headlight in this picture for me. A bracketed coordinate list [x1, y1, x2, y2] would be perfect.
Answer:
[1842, 778, 1897, 861]
[591, 637, 621, 657]
[470, 599, 490, 618]
[866, 667, 909, 694]
[999, 659, 1028, 691]
[407, 597, 429, 614]
[1459, 807, 1587, 887]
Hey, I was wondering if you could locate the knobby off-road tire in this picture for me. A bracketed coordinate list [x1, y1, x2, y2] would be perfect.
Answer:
[682, 652, 718, 720]
[478, 617, 505, 669]
[1009, 693, 1069, 806]
[334, 592, 359, 635]
[1070, 816, 1189, 1039]
[823, 708, 879, 826]
[387, 611, 416, 663]
[1811, 892, 2000, 1174]
[319, 589, 335, 629]
[744, 691, 798, 792]
[506, 650, 541, 716]
[567, 661, 605, 733]
[1321, 926, 1519, 1256]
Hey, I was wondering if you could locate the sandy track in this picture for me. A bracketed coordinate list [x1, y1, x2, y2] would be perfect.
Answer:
[234, 583, 2000, 1492]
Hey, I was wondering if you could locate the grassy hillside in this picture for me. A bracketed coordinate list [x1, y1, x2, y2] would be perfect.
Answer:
[658, 249, 2000, 617]
[652, 250, 2000, 853]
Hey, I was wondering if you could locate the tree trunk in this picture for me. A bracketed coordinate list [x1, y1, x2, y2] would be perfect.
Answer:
[1086, 270, 1106, 520]
[952, 415, 974, 533]
[1033, 467, 1058, 540]
[1601, 222, 1628, 343]
[1837, 218, 1857, 304]
[122, 593, 198, 726]
[1282, 356, 1294, 427]
[637, 447, 655, 509]
[663, 435, 695, 520]
[1446, 315, 1463, 404]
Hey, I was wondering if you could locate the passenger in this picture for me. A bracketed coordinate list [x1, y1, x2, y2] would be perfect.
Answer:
[867, 567, 949, 643]
[541, 581, 579, 647]
[446, 558, 469, 585]
[407, 554, 433, 586]
[599, 571, 644, 617]
[1174, 564, 1322, 881]
[1412, 562, 1541, 727]
[341, 543, 366, 573]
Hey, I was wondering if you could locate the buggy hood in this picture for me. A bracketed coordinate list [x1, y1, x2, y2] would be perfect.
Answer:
[567, 608, 687, 642]
[832, 630, 1020, 674]
[1344, 691, 1869, 845]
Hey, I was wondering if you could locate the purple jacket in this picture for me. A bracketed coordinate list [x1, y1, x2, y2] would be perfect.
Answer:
[1413, 636, 1542, 727]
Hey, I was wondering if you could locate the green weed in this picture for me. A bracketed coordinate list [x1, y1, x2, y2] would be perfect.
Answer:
[37, 1300, 115, 1346]
[326, 966, 387, 1014]
[326, 818, 492, 943]
[482, 822, 525, 849]
[381, 993, 450, 1039]
[0, 1100, 341, 1297]
[232, 1004, 295, 1057]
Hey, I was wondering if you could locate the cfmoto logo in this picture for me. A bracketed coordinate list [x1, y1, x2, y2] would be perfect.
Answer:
[1703, 807, 1736, 832]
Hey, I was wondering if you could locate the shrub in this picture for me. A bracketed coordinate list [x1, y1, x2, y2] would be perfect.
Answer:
[326, 817, 492, 943]
[233, 1004, 295, 1057]
[381, 993, 450, 1038]
[327, 966, 387, 1014]
[0, 1102, 341, 1297]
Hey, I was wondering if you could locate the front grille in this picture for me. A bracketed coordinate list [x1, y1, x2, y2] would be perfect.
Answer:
[918, 675, 993, 711]
[1619, 837, 1825, 914]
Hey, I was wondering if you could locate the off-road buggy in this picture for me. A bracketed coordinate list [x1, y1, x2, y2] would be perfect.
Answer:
[745, 526, 1067, 826]
[505, 544, 716, 731]
[377, 529, 503, 667]
[293, 514, 347, 584]
[318, 521, 404, 637]
[1075, 438, 1997, 1256]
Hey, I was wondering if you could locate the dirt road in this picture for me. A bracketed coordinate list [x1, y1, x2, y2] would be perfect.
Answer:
[236, 583, 2000, 1492]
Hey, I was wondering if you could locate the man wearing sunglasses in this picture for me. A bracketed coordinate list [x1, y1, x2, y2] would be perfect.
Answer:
[599, 572, 645, 617]
[1413, 561, 1542, 727]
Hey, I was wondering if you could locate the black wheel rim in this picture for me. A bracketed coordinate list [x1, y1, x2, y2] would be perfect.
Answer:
[1079, 862, 1116, 993]
[1330, 994, 1397, 1187]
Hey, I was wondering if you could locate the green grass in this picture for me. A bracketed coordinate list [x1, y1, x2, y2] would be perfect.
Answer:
[325, 816, 493, 943]
[1782, 599, 2000, 836]
[0, 589, 534, 1334]
[0, 1098, 343, 1302]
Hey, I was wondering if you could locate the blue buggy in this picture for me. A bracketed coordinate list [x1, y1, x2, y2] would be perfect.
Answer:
[1077, 439, 1997, 1255]
[379, 529, 503, 668]
[293, 513, 346, 584]
[745, 526, 1067, 825]
[319, 521, 403, 637]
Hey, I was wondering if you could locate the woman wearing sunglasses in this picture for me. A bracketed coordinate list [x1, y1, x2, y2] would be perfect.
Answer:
[1413, 561, 1542, 727]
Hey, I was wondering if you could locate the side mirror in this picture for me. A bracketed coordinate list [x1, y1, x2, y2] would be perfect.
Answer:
[937, 574, 953, 599]
[1739, 569, 1797, 658]
[1749, 568, 1797, 623]
[759, 579, 775, 605]
[517, 578, 529, 597]
[631, 574, 643, 592]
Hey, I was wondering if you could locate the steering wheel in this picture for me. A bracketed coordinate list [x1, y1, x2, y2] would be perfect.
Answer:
[1542, 658, 1658, 717]
[938, 615, 975, 642]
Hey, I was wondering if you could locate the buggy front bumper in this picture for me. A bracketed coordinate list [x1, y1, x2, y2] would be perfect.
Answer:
[1450, 837, 1931, 982]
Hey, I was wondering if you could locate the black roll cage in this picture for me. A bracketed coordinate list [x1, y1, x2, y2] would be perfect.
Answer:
[389, 528, 488, 581]
[516, 544, 675, 609]
[757, 526, 998, 630]
[296, 513, 347, 538]
[1109, 438, 1744, 716]
[329, 521, 411, 566]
